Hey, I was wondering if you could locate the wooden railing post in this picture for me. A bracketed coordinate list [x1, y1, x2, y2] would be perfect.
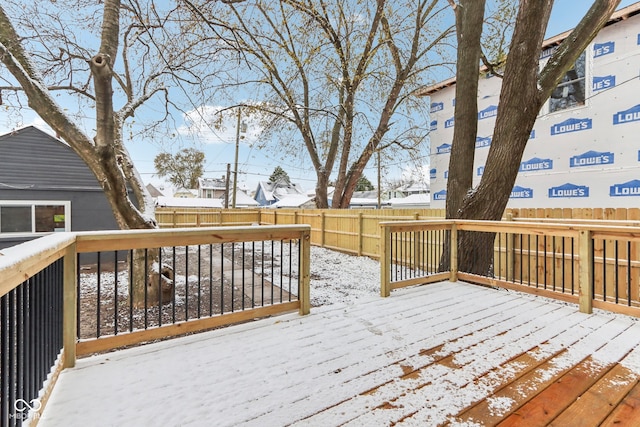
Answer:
[299, 229, 311, 315]
[450, 223, 458, 282]
[578, 229, 593, 314]
[380, 224, 392, 297]
[63, 242, 77, 368]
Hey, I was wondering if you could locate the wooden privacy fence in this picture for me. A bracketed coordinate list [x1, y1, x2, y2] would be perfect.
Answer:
[157, 207, 446, 258]
[0, 225, 311, 426]
[380, 219, 640, 318]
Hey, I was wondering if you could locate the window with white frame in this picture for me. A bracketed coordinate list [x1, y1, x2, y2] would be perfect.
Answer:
[0, 201, 71, 237]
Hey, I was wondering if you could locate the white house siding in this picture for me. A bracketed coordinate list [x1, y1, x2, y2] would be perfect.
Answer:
[427, 6, 640, 208]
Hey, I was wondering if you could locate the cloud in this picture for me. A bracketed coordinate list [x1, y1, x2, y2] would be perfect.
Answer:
[178, 105, 263, 145]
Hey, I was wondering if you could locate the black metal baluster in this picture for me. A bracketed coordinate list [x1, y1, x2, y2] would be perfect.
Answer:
[114, 251, 119, 335]
[221, 243, 225, 314]
[128, 250, 134, 333]
[197, 245, 201, 319]
[172, 247, 176, 323]
[209, 244, 214, 316]
[185, 245, 189, 321]
[231, 243, 235, 312]
[96, 252, 101, 338]
[603, 240, 607, 301]
[144, 249, 149, 329]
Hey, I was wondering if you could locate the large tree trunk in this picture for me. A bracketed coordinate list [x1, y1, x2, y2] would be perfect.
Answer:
[443, 0, 620, 276]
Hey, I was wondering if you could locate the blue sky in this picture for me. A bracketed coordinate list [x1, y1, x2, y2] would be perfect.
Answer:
[2, 1, 637, 194]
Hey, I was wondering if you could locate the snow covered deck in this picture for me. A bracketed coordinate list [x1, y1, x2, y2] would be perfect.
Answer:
[39, 281, 640, 426]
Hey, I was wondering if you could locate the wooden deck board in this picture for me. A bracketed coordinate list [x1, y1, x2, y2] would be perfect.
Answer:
[39, 281, 640, 427]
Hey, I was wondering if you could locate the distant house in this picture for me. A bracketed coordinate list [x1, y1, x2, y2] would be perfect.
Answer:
[269, 195, 315, 209]
[397, 181, 430, 196]
[198, 177, 227, 199]
[349, 190, 389, 209]
[0, 126, 136, 250]
[254, 180, 306, 206]
[173, 188, 197, 198]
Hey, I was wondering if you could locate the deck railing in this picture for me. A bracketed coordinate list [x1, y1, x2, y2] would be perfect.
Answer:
[380, 220, 640, 318]
[0, 225, 310, 426]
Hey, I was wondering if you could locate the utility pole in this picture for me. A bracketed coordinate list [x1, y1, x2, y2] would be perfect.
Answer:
[225, 163, 231, 208]
[232, 107, 242, 208]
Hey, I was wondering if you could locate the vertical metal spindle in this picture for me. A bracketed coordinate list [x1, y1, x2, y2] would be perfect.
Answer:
[1, 293, 8, 427]
[552, 236, 557, 291]
[251, 241, 256, 308]
[76, 253, 81, 339]
[221, 243, 225, 314]
[628, 241, 632, 306]
[535, 235, 539, 287]
[185, 245, 189, 321]
[280, 240, 284, 302]
[172, 247, 177, 323]
[571, 237, 575, 294]
[159, 248, 163, 326]
[615, 240, 619, 304]
[288, 240, 293, 300]
[8, 289, 16, 427]
[197, 245, 201, 319]
[603, 240, 607, 301]
[114, 251, 119, 335]
[97, 252, 101, 338]
[209, 244, 214, 316]
[243, 242, 247, 308]
[231, 243, 235, 312]
[270, 240, 275, 305]
[128, 250, 134, 333]
[261, 241, 265, 307]
[562, 238, 566, 293]
[543, 236, 548, 289]
[144, 249, 149, 329]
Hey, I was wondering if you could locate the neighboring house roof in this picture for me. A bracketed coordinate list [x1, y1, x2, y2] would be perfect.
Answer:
[255, 180, 305, 203]
[416, 2, 640, 96]
[269, 195, 314, 208]
[389, 193, 431, 208]
[0, 126, 101, 190]
[155, 196, 223, 208]
[233, 190, 260, 207]
[146, 183, 164, 197]
[352, 190, 378, 199]
[397, 181, 430, 194]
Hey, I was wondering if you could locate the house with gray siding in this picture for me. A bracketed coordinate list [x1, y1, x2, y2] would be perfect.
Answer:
[0, 126, 134, 250]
